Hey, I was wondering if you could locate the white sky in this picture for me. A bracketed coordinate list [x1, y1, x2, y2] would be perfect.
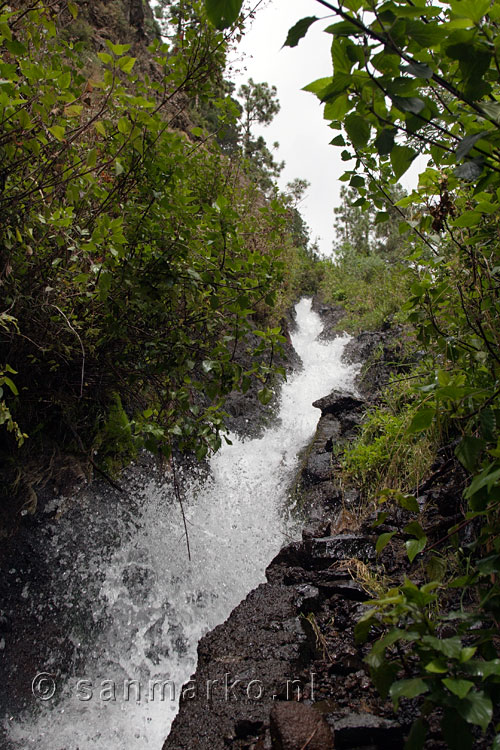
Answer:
[229, 0, 422, 256]
[229, 0, 342, 256]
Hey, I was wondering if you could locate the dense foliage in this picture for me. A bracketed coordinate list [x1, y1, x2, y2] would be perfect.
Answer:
[207, 0, 500, 746]
[0, 1, 317, 519]
[319, 185, 413, 331]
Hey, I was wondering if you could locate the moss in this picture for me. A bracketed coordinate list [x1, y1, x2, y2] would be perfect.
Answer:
[93, 394, 138, 476]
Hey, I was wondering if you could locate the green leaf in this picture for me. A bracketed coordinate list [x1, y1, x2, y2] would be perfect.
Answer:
[354, 608, 376, 644]
[405, 718, 427, 750]
[406, 20, 446, 47]
[404, 521, 426, 540]
[118, 56, 136, 74]
[344, 113, 370, 148]
[2, 376, 18, 396]
[374, 129, 395, 155]
[204, 0, 243, 28]
[454, 161, 483, 181]
[425, 659, 448, 673]
[106, 41, 131, 56]
[325, 20, 363, 36]
[117, 117, 130, 134]
[403, 61, 433, 78]
[48, 125, 65, 141]
[376, 531, 396, 555]
[302, 77, 332, 95]
[455, 131, 489, 160]
[442, 678, 475, 699]
[450, 0, 491, 24]
[390, 678, 429, 708]
[408, 408, 435, 433]
[481, 101, 500, 123]
[283, 17, 318, 48]
[258, 387, 273, 406]
[391, 145, 416, 180]
[455, 436, 485, 472]
[442, 709, 473, 750]
[461, 690, 493, 731]
[422, 635, 462, 658]
[396, 494, 419, 512]
[481, 409, 497, 442]
[94, 121, 106, 136]
[370, 661, 400, 699]
[454, 211, 481, 227]
[406, 536, 427, 562]
[392, 96, 426, 115]
[97, 52, 113, 65]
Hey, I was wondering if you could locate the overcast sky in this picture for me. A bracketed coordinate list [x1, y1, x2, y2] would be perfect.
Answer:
[229, 0, 346, 256]
[228, 0, 422, 257]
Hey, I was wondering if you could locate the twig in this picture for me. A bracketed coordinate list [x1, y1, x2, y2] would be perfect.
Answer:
[51, 305, 85, 398]
[171, 449, 192, 561]
[300, 726, 318, 750]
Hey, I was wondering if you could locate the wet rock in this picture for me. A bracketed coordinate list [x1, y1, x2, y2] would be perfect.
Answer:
[270, 702, 334, 750]
[328, 712, 406, 748]
[0, 614, 12, 633]
[313, 391, 366, 419]
[267, 542, 307, 572]
[164, 583, 317, 750]
[294, 584, 320, 613]
[330, 653, 365, 675]
[234, 718, 264, 739]
[302, 520, 332, 541]
[305, 534, 376, 569]
[302, 453, 333, 485]
[300, 481, 343, 513]
[316, 579, 369, 602]
[342, 488, 361, 508]
[313, 414, 342, 452]
[312, 298, 346, 340]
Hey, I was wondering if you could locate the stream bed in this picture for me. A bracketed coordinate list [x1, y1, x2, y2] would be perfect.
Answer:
[2, 297, 357, 749]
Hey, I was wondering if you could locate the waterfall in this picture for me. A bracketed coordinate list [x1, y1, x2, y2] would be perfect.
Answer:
[4, 298, 357, 749]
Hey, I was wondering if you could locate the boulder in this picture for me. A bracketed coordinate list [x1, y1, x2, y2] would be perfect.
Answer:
[270, 701, 334, 750]
[312, 391, 365, 419]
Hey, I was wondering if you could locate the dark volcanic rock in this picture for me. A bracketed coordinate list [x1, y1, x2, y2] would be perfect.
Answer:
[313, 390, 366, 419]
[305, 534, 376, 569]
[302, 452, 334, 485]
[164, 582, 317, 750]
[270, 701, 334, 750]
[329, 712, 406, 748]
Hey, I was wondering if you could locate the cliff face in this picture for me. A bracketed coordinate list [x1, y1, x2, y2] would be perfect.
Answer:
[70, 0, 159, 46]
[83, 0, 156, 37]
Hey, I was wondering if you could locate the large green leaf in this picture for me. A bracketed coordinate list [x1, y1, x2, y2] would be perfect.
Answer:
[344, 113, 370, 148]
[390, 678, 429, 708]
[390, 145, 416, 180]
[461, 690, 493, 731]
[283, 17, 318, 48]
[408, 407, 435, 433]
[204, 0, 243, 28]
[406, 536, 427, 562]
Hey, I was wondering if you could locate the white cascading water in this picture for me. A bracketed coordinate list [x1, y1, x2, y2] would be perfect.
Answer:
[6, 298, 358, 750]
